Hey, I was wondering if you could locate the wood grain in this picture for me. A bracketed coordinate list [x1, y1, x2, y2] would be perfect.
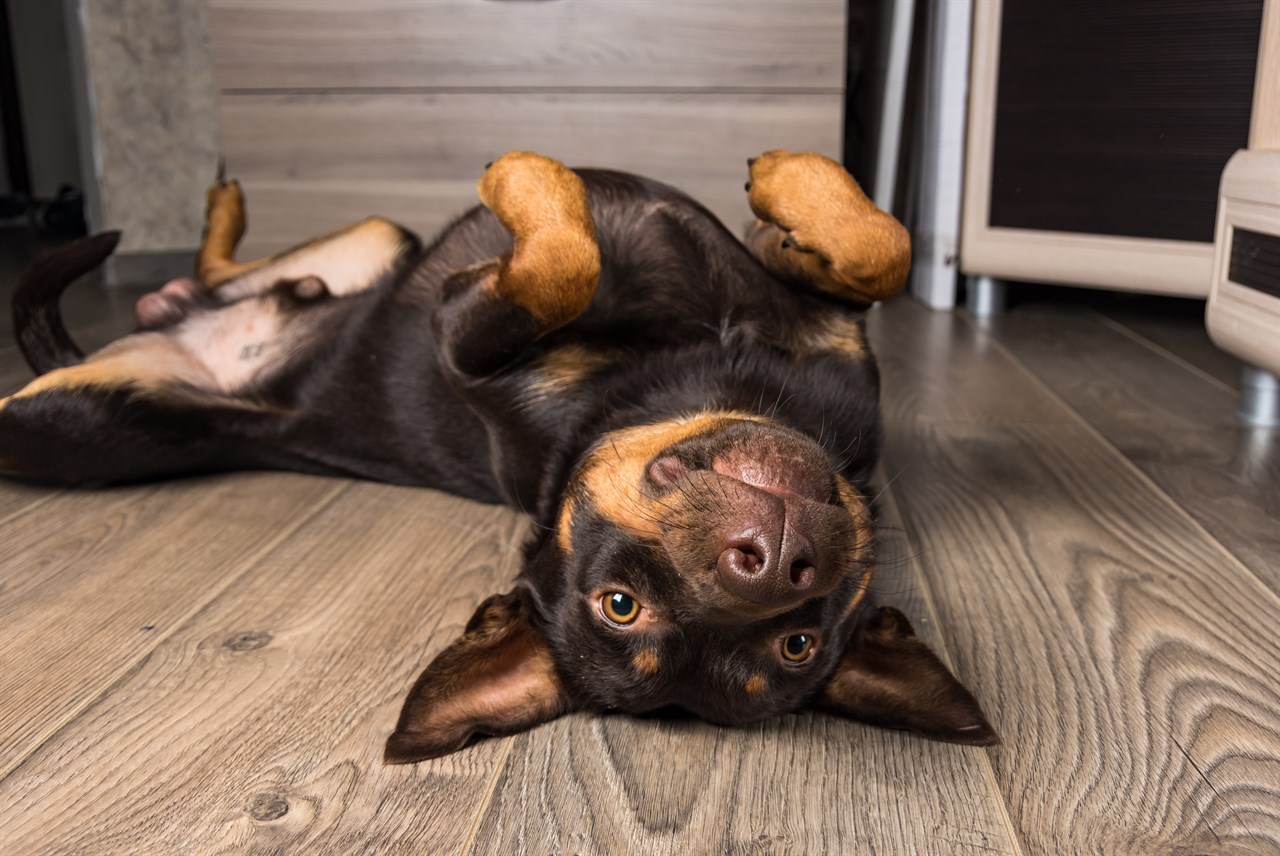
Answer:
[218, 91, 842, 255]
[977, 304, 1280, 591]
[208, 0, 847, 91]
[467, 477, 1020, 856]
[0, 483, 529, 854]
[0, 481, 57, 531]
[866, 298, 1068, 425]
[882, 421, 1280, 854]
[0, 474, 346, 778]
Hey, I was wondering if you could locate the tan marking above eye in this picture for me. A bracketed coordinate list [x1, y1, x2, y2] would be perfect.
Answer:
[556, 495, 577, 555]
[745, 673, 768, 695]
[632, 650, 660, 675]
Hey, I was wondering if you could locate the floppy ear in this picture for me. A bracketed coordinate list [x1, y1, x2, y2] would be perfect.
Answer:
[817, 606, 998, 745]
[384, 589, 569, 764]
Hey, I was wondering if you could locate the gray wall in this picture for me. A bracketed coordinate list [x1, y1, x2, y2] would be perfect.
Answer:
[66, 0, 220, 253]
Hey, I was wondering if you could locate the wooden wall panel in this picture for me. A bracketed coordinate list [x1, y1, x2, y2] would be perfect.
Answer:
[208, 0, 847, 91]
[220, 92, 842, 253]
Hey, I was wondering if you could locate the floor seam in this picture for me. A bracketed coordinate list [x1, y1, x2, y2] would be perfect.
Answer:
[454, 513, 530, 856]
[880, 482, 1029, 856]
[455, 740, 517, 856]
[1089, 308, 1239, 396]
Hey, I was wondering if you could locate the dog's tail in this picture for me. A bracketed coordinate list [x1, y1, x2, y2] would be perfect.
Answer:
[13, 231, 122, 375]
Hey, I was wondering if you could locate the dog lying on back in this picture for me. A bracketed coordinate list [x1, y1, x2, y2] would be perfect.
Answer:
[1, 151, 996, 761]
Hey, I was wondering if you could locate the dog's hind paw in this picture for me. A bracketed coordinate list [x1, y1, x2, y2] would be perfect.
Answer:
[474, 151, 599, 330]
[744, 150, 910, 302]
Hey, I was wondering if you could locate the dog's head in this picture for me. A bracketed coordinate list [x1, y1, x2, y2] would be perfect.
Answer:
[386, 412, 995, 762]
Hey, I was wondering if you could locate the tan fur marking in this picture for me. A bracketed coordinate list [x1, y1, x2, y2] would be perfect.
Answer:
[478, 151, 600, 332]
[216, 218, 409, 302]
[632, 650, 661, 676]
[557, 495, 576, 554]
[580, 411, 771, 541]
[798, 313, 868, 359]
[5, 334, 213, 403]
[746, 150, 910, 303]
[835, 475, 876, 623]
[745, 673, 768, 695]
[526, 344, 615, 400]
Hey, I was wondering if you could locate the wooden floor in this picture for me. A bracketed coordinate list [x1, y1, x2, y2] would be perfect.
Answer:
[0, 247, 1277, 854]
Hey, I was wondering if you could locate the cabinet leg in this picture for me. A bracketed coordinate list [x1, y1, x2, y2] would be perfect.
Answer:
[965, 275, 1007, 316]
[1239, 367, 1280, 427]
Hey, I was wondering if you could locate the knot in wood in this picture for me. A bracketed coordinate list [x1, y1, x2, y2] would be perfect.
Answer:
[223, 630, 272, 651]
[245, 793, 289, 822]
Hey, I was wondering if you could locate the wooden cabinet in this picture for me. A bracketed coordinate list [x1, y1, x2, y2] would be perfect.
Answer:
[961, 0, 1267, 297]
[207, 0, 848, 256]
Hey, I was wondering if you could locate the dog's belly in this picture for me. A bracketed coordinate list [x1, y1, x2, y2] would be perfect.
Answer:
[169, 298, 290, 393]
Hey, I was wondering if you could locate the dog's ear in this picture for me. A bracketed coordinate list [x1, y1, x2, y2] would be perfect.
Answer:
[817, 606, 997, 745]
[384, 589, 569, 764]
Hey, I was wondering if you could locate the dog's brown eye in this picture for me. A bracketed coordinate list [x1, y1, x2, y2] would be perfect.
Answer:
[781, 633, 814, 663]
[602, 592, 641, 625]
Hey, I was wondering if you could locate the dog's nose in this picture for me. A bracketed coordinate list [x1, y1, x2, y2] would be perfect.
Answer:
[715, 523, 817, 606]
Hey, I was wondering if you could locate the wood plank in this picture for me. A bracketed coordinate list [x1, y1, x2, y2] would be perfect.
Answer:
[0, 473, 346, 778]
[866, 298, 1069, 425]
[218, 91, 842, 255]
[884, 421, 1280, 854]
[208, 0, 846, 91]
[467, 478, 1020, 855]
[0, 483, 528, 854]
[0, 481, 57, 531]
[1096, 300, 1244, 391]
[976, 304, 1279, 591]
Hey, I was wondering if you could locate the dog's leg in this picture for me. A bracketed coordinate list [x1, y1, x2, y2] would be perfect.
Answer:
[196, 178, 273, 288]
[437, 151, 600, 377]
[744, 150, 910, 305]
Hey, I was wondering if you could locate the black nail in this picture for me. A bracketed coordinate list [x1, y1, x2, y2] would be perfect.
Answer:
[781, 237, 795, 249]
[744, 181, 752, 192]
[484, 161, 494, 170]
[748, 157, 757, 167]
